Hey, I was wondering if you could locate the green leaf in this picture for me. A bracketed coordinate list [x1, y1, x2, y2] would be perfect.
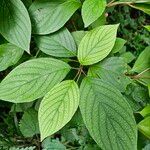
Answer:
[140, 105, 150, 117]
[79, 77, 137, 150]
[0, 0, 31, 52]
[130, 3, 150, 15]
[88, 57, 131, 92]
[143, 144, 150, 150]
[118, 0, 150, 3]
[0, 58, 70, 103]
[11, 102, 33, 112]
[72, 31, 87, 47]
[19, 108, 39, 137]
[148, 84, 150, 96]
[82, 0, 106, 27]
[138, 116, 150, 139]
[35, 28, 77, 57]
[132, 46, 150, 72]
[145, 25, 150, 31]
[131, 86, 150, 104]
[0, 43, 23, 71]
[124, 83, 149, 112]
[111, 38, 126, 54]
[29, 0, 81, 34]
[91, 13, 106, 28]
[42, 138, 66, 150]
[120, 52, 135, 63]
[10, 147, 36, 150]
[78, 25, 119, 65]
[39, 80, 79, 141]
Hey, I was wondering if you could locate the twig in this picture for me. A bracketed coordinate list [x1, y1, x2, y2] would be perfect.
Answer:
[107, 1, 133, 7]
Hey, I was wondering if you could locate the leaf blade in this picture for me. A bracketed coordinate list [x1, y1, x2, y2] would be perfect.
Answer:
[78, 25, 119, 65]
[39, 80, 79, 141]
[0, 0, 31, 52]
[82, 0, 106, 27]
[79, 77, 137, 150]
[35, 28, 77, 57]
[19, 108, 39, 137]
[0, 43, 23, 71]
[29, 0, 81, 34]
[0, 58, 70, 103]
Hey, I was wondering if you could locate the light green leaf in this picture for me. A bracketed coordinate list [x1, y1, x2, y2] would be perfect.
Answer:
[82, 0, 106, 27]
[72, 31, 87, 47]
[0, 43, 23, 72]
[0, 58, 70, 103]
[78, 25, 119, 65]
[145, 25, 150, 31]
[0, 0, 31, 52]
[29, 0, 81, 34]
[19, 109, 39, 137]
[140, 105, 150, 117]
[138, 116, 150, 139]
[35, 28, 77, 57]
[111, 38, 126, 54]
[88, 57, 130, 92]
[132, 46, 150, 72]
[80, 77, 137, 150]
[39, 80, 79, 141]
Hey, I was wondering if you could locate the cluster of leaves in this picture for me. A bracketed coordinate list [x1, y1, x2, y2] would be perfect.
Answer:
[0, 0, 150, 149]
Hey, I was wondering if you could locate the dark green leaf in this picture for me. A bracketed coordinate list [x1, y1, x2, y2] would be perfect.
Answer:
[0, 0, 31, 52]
[88, 57, 131, 92]
[19, 109, 39, 137]
[80, 77, 137, 150]
[0, 43, 23, 71]
[29, 0, 81, 34]
[35, 28, 77, 57]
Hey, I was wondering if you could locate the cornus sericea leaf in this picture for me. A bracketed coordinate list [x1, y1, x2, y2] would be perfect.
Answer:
[78, 24, 119, 65]
[145, 25, 150, 31]
[39, 80, 79, 141]
[0, 43, 23, 72]
[79, 77, 137, 150]
[132, 46, 150, 72]
[29, 0, 81, 35]
[111, 38, 126, 54]
[0, 0, 31, 52]
[82, 0, 106, 27]
[138, 116, 150, 139]
[35, 28, 77, 57]
[0, 58, 70, 103]
[88, 57, 131, 92]
[71, 31, 87, 46]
